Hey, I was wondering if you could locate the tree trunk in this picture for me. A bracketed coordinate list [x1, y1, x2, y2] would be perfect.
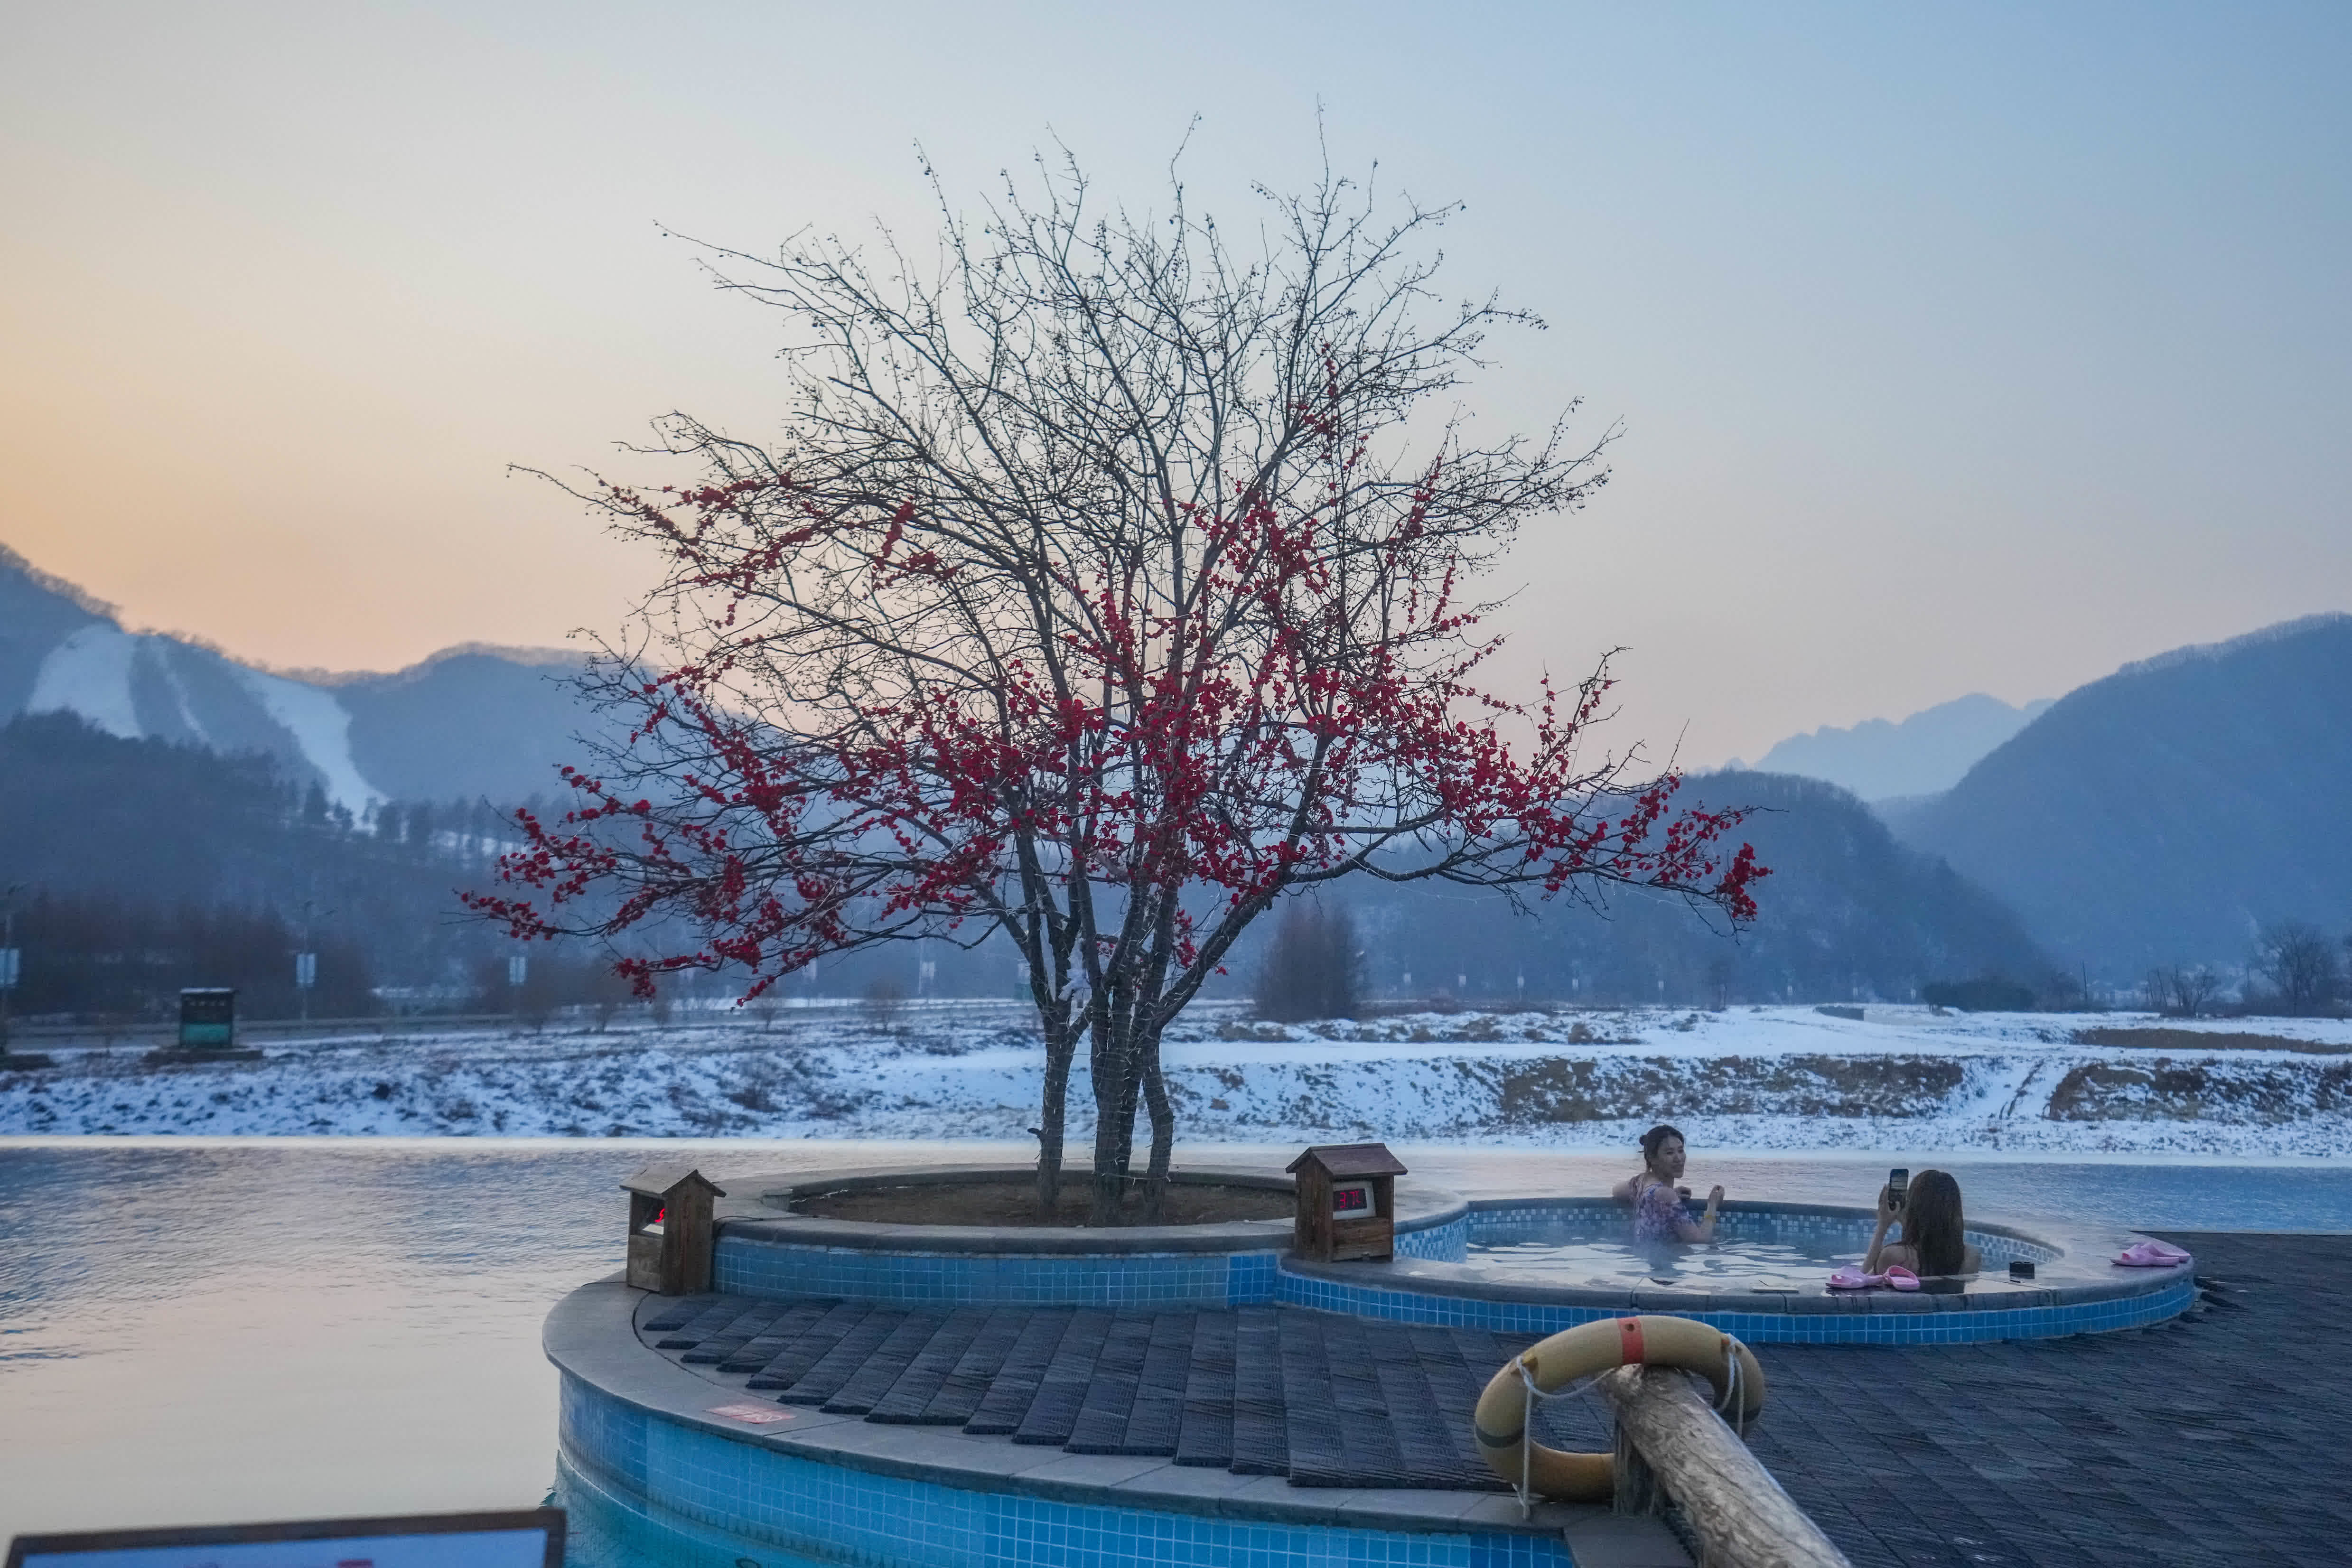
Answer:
[1036, 1016, 1076, 1217]
[1111, 1036, 1145, 1178]
[1139, 1043, 1175, 1223]
[1598, 1367, 1850, 1568]
[1088, 1018, 1135, 1225]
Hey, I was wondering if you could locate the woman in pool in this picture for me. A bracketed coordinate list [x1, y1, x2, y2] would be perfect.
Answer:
[1610, 1123, 1724, 1243]
[1866, 1168, 1981, 1277]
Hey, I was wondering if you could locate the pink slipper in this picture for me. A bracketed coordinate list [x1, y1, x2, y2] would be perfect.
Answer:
[1827, 1264, 1923, 1290]
[2113, 1239, 2192, 1268]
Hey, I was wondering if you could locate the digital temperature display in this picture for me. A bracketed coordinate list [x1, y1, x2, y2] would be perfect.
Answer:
[1331, 1182, 1371, 1215]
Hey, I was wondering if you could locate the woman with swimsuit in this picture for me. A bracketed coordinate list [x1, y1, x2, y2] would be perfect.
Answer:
[1610, 1123, 1724, 1243]
[1865, 1168, 1981, 1277]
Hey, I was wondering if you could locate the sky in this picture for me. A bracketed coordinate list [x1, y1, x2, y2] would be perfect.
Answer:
[2, 2, 2346, 767]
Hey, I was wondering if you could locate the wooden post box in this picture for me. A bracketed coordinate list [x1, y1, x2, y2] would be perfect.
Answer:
[622, 1165, 726, 1294]
[1287, 1142, 1407, 1262]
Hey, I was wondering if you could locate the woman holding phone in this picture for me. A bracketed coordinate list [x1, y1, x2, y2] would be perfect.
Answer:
[1867, 1168, 1981, 1277]
[1612, 1124, 1724, 1243]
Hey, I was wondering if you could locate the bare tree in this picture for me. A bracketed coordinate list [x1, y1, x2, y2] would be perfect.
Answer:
[1256, 899, 1363, 1022]
[2142, 962, 2222, 1018]
[471, 149, 1766, 1220]
[2253, 922, 2340, 1016]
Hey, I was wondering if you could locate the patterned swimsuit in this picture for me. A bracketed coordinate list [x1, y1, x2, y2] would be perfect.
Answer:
[1632, 1176, 1689, 1243]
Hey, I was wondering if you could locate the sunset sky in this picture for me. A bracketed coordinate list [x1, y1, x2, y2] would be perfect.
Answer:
[3, 2, 2345, 766]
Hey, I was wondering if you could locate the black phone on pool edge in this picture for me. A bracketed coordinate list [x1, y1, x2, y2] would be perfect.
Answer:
[1887, 1167, 1909, 1211]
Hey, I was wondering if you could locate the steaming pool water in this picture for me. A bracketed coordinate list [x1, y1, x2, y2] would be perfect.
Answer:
[1473, 1231, 1855, 1285]
[1461, 1205, 2036, 1288]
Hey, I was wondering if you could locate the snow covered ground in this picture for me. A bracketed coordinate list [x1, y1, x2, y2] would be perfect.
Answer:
[7, 1003, 2352, 1156]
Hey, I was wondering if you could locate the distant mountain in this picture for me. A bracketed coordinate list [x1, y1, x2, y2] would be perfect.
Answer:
[1323, 770, 2051, 1006]
[1889, 615, 2352, 976]
[0, 542, 605, 809]
[1744, 693, 2053, 801]
[328, 646, 604, 804]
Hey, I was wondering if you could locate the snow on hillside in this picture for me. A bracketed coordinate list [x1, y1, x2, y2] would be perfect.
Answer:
[26, 625, 145, 738]
[232, 664, 383, 812]
[9, 1004, 2352, 1156]
[23, 623, 386, 811]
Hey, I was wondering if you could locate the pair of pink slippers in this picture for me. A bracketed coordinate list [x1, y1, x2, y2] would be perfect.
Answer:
[1827, 1264, 1921, 1291]
[2113, 1239, 2192, 1268]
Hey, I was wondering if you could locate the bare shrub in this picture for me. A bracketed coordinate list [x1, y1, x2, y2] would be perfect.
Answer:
[862, 974, 908, 1027]
[2143, 963, 2222, 1018]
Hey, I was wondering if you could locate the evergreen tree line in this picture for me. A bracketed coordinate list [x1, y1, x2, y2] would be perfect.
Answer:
[0, 713, 631, 1021]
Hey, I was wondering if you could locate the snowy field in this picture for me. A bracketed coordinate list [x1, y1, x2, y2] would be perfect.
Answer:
[7, 1003, 2352, 1157]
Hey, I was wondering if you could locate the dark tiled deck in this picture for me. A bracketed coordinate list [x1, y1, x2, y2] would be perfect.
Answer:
[639, 1295, 1616, 1492]
[1750, 1233, 2352, 1568]
[642, 1234, 2352, 1565]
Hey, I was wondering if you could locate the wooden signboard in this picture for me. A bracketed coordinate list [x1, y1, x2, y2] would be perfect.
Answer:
[1287, 1142, 1406, 1262]
[622, 1164, 726, 1294]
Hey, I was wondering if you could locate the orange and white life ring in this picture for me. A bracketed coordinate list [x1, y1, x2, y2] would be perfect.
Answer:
[1472, 1314, 1767, 1502]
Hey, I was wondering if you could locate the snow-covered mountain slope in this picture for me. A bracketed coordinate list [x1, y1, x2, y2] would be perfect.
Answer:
[24, 625, 385, 811]
[1, 543, 597, 809]
[12, 1004, 2352, 1156]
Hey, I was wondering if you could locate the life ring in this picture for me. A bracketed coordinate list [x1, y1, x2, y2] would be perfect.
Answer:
[1472, 1314, 1767, 1503]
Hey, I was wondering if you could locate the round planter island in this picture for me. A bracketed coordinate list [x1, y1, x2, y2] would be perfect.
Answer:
[709, 1162, 1471, 1307]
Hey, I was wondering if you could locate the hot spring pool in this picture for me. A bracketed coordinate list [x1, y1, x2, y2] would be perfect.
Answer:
[1278, 1197, 2193, 1341]
[1464, 1198, 2046, 1290]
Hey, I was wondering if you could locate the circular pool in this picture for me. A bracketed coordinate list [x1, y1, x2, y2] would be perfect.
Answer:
[1276, 1197, 2194, 1343]
[1465, 1197, 2049, 1289]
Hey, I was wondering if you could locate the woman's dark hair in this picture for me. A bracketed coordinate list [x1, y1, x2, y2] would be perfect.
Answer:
[1639, 1124, 1684, 1169]
[1902, 1169, 1967, 1276]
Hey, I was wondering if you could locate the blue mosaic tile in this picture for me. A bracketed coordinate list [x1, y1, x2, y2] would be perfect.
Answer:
[1395, 1216, 1470, 1262]
[1271, 1264, 2194, 1344]
[1462, 1199, 2057, 1268]
[561, 1376, 1574, 1568]
[715, 1236, 1285, 1308]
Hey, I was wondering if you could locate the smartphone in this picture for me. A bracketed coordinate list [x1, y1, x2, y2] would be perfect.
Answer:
[1887, 1167, 1909, 1211]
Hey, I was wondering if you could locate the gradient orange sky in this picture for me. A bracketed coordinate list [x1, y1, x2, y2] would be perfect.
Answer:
[4, 3, 2346, 766]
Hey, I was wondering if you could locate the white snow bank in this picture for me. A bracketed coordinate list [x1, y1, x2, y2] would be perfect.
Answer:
[8, 1005, 2352, 1156]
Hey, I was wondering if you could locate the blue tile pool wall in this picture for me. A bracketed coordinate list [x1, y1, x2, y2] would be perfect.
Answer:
[558, 1374, 1573, 1568]
[1274, 1264, 2195, 1344]
[1464, 1201, 2059, 1267]
[715, 1236, 1274, 1306]
[1395, 1213, 1470, 1262]
[718, 1211, 1461, 1306]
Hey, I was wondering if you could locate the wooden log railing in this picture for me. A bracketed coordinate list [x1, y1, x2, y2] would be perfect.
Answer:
[1599, 1365, 1852, 1568]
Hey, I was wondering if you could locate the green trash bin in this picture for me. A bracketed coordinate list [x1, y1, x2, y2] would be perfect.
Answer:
[178, 988, 237, 1049]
